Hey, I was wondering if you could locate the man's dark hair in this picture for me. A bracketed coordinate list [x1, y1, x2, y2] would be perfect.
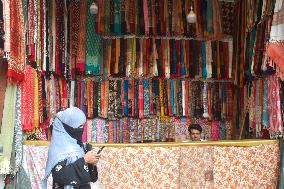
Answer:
[188, 124, 202, 133]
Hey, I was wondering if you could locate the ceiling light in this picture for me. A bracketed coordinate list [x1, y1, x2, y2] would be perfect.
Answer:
[186, 5, 197, 24]
[90, 2, 98, 14]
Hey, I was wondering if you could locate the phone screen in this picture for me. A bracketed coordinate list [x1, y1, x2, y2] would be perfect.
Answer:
[97, 146, 105, 154]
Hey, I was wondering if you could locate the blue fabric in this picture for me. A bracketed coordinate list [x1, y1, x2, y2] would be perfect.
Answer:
[143, 80, 150, 117]
[42, 107, 86, 189]
[113, 121, 117, 143]
[170, 80, 175, 115]
[123, 80, 128, 116]
[180, 41, 186, 76]
[120, 119, 124, 143]
[262, 79, 269, 128]
[171, 40, 177, 75]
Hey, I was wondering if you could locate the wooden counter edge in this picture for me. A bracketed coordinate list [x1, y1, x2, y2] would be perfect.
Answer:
[23, 139, 279, 147]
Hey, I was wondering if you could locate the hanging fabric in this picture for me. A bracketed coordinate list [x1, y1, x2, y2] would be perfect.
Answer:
[7, 0, 25, 82]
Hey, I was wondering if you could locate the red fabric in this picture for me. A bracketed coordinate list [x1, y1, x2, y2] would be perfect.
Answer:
[8, 0, 25, 82]
[61, 78, 68, 110]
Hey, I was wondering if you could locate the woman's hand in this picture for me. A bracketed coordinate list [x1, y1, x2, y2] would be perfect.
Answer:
[84, 151, 101, 165]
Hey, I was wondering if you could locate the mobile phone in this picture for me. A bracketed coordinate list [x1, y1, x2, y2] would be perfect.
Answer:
[97, 146, 105, 154]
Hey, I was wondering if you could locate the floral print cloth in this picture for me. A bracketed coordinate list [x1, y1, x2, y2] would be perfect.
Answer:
[22, 143, 279, 189]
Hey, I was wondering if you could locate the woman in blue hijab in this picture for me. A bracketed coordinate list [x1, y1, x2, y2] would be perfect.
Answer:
[42, 107, 100, 189]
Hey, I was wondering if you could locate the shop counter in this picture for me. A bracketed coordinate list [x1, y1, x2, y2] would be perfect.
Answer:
[23, 140, 279, 189]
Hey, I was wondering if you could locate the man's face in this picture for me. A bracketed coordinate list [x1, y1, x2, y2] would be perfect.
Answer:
[189, 129, 201, 141]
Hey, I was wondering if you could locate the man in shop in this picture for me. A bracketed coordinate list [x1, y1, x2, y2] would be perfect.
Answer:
[188, 123, 204, 141]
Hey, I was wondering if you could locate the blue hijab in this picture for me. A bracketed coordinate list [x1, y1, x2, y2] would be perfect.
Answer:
[42, 107, 86, 189]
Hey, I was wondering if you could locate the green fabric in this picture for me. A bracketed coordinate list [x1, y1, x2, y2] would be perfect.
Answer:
[206, 0, 213, 33]
[0, 84, 17, 174]
[86, 0, 102, 75]
[114, 0, 121, 34]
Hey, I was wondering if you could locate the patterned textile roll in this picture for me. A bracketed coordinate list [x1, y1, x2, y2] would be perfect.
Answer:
[102, 119, 108, 143]
[219, 121, 226, 140]
[14, 86, 23, 173]
[144, 80, 150, 117]
[129, 118, 138, 143]
[108, 80, 115, 118]
[203, 82, 209, 118]
[92, 119, 97, 143]
[97, 81, 101, 117]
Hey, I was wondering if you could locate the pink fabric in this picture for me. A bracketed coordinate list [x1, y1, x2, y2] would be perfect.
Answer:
[51, 75, 57, 114]
[139, 83, 144, 118]
[86, 120, 92, 143]
[97, 119, 103, 143]
[268, 74, 283, 133]
[21, 66, 34, 131]
[82, 122, 87, 143]
[211, 120, 219, 141]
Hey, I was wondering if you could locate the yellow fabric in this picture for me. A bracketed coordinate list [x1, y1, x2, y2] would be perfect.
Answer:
[104, 80, 109, 118]
[33, 70, 39, 128]
[115, 39, 120, 74]
[159, 80, 165, 118]
[107, 41, 111, 76]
